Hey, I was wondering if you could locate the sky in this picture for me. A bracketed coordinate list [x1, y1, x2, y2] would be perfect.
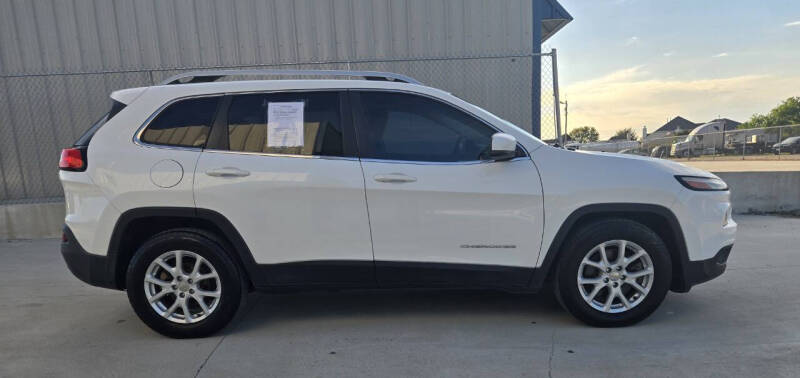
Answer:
[546, 0, 800, 139]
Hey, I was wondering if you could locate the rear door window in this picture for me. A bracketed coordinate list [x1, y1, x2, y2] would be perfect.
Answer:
[140, 97, 220, 148]
[225, 91, 345, 156]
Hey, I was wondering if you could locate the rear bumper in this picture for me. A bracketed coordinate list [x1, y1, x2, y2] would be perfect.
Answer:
[61, 226, 118, 290]
[675, 244, 732, 292]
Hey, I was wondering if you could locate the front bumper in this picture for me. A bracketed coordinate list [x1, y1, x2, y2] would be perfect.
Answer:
[61, 226, 117, 289]
[680, 244, 732, 291]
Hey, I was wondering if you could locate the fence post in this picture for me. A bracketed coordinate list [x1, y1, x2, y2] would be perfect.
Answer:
[551, 49, 562, 145]
[742, 131, 746, 160]
[531, 0, 543, 139]
[778, 126, 782, 160]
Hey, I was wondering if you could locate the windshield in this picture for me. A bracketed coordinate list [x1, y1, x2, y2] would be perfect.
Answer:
[782, 136, 800, 145]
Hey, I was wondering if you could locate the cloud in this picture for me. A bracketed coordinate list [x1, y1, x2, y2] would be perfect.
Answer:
[784, 21, 800, 27]
[712, 52, 729, 58]
[663, 51, 675, 57]
[562, 66, 800, 139]
[624, 36, 640, 46]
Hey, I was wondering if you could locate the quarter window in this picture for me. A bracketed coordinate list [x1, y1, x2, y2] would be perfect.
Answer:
[355, 92, 496, 162]
[140, 97, 220, 148]
[75, 100, 126, 147]
[226, 92, 344, 156]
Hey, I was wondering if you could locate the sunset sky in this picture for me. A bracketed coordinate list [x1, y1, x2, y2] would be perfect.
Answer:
[547, 0, 800, 139]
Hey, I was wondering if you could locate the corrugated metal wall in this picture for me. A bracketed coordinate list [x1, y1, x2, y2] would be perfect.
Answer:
[0, 0, 542, 204]
[0, 0, 533, 75]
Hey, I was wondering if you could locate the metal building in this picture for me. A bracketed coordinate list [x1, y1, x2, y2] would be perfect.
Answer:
[0, 0, 571, 210]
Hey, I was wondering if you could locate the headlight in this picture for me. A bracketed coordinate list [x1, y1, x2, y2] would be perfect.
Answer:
[675, 175, 729, 191]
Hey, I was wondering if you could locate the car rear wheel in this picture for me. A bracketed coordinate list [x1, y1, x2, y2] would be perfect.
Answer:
[555, 219, 672, 327]
[126, 229, 246, 338]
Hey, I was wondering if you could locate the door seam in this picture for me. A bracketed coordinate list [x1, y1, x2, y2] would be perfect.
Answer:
[358, 158, 378, 276]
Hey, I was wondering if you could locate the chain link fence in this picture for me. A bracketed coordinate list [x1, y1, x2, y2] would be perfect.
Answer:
[571, 124, 800, 161]
[539, 50, 560, 143]
[0, 54, 561, 204]
[641, 124, 800, 161]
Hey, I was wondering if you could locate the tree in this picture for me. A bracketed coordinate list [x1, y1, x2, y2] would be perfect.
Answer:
[611, 127, 638, 141]
[568, 126, 599, 143]
[740, 97, 800, 129]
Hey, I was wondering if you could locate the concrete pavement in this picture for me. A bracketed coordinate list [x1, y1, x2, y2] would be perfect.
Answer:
[1, 215, 799, 377]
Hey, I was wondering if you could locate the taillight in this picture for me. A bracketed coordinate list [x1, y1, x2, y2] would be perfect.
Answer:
[59, 148, 86, 171]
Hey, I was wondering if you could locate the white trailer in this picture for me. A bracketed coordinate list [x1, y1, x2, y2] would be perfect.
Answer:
[670, 121, 727, 157]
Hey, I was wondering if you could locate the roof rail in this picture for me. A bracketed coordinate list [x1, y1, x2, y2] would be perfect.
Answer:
[159, 69, 421, 85]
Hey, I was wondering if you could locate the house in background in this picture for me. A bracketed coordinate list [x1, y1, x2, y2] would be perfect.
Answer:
[647, 116, 700, 140]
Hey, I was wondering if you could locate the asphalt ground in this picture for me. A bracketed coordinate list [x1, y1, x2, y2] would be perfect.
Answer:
[1, 215, 798, 377]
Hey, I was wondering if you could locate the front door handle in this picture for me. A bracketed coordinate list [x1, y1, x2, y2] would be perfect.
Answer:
[374, 173, 417, 183]
[206, 167, 250, 178]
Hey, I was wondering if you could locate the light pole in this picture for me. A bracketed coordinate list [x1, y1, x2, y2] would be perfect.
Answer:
[560, 100, 568, 142]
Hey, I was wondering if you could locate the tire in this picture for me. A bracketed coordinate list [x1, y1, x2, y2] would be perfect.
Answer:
[554, 219, 672, 327]
[126, 229, 247, 338]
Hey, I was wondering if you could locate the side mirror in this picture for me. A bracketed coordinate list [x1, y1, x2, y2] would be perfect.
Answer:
[489, 133, 517, 161]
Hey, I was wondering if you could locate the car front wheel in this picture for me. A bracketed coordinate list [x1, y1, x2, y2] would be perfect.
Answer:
[126, 229, 247, 338]
[555, 219, 672, 327]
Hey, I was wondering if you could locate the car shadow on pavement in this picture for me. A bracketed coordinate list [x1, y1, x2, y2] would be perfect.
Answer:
[226, 288, 573, 335]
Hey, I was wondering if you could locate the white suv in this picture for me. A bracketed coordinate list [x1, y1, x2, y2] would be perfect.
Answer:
[59, 70, 736, 338]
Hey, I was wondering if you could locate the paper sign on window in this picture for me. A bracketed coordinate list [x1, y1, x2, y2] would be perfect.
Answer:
[267, 102, 304, 147]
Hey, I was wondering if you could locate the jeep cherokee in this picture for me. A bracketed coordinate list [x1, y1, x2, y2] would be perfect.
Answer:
[59, 70, 736, 338]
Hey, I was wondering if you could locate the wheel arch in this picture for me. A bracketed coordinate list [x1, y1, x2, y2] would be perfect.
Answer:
[531, 203, 691, 292]
[107, 207, 259, 290]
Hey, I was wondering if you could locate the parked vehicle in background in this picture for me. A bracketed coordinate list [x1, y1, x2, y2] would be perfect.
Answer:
[725, 129, 779, 154]
[617, 148, 648, 156]
[59, 69, 736, 338]
[772, 136, 800, 154]
[649, 145, 670, 158]
[671, 121, 727, 157]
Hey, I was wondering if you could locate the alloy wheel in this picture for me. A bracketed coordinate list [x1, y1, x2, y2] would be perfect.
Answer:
[143, 250, 222, 324]
[576, 240, 654, 313]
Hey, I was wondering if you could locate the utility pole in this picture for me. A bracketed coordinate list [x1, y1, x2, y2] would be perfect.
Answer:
[560, 100, 568, 141]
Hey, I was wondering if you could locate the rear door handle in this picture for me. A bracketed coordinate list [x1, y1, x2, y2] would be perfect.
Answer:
[206, 167, 250, 178]
[374, 173, 417, 183]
